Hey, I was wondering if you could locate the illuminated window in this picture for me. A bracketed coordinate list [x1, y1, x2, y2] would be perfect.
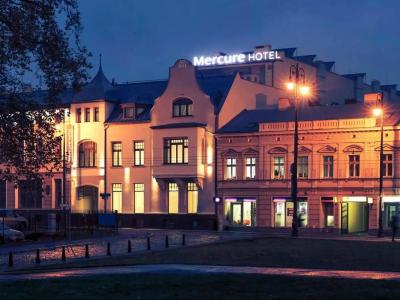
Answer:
[134, 141, 144, 166]
[322, 200, 334, 227]
[94, 107, 99, 122]
[84, 108, 90, 122]
[349, 155, 360, 177]
[112, 183, 122, 213]
[173, 98, 193, 117]
[78, 141, 96, 167]
[383, 154, 393, 177]
[298, 156, 309, 178]
[76, 108, 81, 123]
[245, 157, 256, 179]
[168, 183, 179, 213]
[134, 183, 144, 213]
[273, 157, 285, 179]
[323, 156, 334, 178]
[164, 138, 188, 164]
[187, 182, 198, 214]
[112, 142, 122, 167]
[226, 158, 237, 179]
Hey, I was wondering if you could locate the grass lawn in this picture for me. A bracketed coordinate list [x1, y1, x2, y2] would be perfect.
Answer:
[1, 273, 400, 300]
[9, 236, 400, 273]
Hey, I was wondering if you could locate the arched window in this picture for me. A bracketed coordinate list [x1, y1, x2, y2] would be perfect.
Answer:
[173, 98, 193, 117]
[78, 141, 97, 167]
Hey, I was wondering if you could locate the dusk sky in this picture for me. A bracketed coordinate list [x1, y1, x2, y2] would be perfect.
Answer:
[79, 0, 400, 85]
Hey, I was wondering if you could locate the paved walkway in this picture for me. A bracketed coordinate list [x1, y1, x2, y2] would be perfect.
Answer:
[1, 264, 400, 282]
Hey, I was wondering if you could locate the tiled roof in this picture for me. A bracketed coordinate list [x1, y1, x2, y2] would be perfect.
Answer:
[218, 102, 400, 133]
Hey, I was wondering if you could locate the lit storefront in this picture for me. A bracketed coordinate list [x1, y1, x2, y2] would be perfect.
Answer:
[340, 196, 371, 233]
[382, 196, 400, 227]
[224, 198, 256, 227]
[273, 197, 308, 228]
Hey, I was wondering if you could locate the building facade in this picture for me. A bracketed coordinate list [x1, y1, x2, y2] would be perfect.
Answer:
[0, 44, 399, 232]
[217, 101, 400, 233]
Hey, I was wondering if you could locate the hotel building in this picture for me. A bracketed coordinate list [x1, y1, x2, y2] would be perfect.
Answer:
[0, 44, 399, 232]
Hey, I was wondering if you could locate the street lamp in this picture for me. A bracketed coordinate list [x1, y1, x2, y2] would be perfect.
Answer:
[373, 93, 384, 237]
[286, 63, 310, 237]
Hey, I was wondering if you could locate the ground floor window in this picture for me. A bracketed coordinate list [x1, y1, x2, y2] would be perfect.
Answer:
[112, 183, 122, 213]
[382, 198, 400, 227]
[274, 198, 307, 228]
[341, 197, 368, 234]
[134, 183, 144, 213]
[55, 179, 62, 208]
[19, 180, 42, 209]
[224, 198, 256, 226]
[168, 183, 179, 213]
[321, 199, 334, 227]
[187, 182, 198, 214]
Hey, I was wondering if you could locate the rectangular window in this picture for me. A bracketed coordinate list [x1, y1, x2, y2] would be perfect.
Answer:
[112, 183, 122, 213]
[323, 156, 334, 178]
[273, 157, 285, 179]
[383, 154, 393, 177]
[112, 142, 122, 167]
[322, 201, 334, 227]
[55, 179, 62, 208]
[134, 141, 144, 166]
[76, 108, 81, 123]
[84, 108, 90, 122]
[164, 138, 188, 164]
[298, 156, 309, 178]
[168, 183, 179, 213]
[187, 182, 198, 214]
[94, 107, 99, 122]
[226, 158, 237, 179]
[18, 180, 42, 209]
[349, 155, 360, 177]
[245, 157, 256, 179]
[134, 183, 144, 213]
[124, 107, 135, 119]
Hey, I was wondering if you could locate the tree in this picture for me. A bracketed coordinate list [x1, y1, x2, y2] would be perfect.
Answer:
[0, 0, 90, 184]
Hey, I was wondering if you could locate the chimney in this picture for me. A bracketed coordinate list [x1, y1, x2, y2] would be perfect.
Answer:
[278, 98, 291, 111]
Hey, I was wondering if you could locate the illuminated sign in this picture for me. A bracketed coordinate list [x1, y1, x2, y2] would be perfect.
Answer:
[193, 51, 281, 66]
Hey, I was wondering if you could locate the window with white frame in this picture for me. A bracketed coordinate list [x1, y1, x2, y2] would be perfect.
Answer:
[383, 153, 393, 177]
[298, 156, 309, 178]
[134, 141, 144, 166]
[245, 157, 256, 179]
[112, 183, 122, 213]
[168, 183, 179, 213]
[226, 158, 237, 179]
[273, 157, 285, 179]
[349, 154, 360, 177]
[323, 156, 334, 178]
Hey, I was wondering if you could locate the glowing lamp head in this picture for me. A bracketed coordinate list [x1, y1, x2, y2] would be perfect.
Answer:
[373, 107, 383, 117]
[286, 82, 295, 91]
[299, 86, 310, 96]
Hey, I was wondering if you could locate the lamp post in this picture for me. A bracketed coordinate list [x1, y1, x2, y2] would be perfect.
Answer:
[373, 93, 384, 237]
[286, 63, 310, 237]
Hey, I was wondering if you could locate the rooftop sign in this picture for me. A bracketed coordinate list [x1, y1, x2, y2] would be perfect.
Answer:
[193, 51, 281, 67]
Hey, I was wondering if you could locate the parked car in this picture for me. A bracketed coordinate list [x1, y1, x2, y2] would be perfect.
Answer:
[0, 209, 29, 231]
[0, 224, 24, 243]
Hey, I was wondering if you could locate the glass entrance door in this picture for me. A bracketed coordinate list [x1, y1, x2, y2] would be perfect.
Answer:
[385, 203, 400, 227]
[225, 199, 256, 227]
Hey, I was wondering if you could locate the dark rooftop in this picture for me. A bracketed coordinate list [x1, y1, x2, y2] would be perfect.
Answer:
[218, 102, 400, 133]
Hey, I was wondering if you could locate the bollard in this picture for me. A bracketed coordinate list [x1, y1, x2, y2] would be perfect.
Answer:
[128, 240, 132, 253]
[182, 234, 186, 246]
[61, 246, 66, 261]
[107, 242, 111, 256]
[36, 249, 41, 264]
[85, 244, 90, 258]
[8, 252, 13, 267]
[165, 235, 169, 248]
[147, 236, 151, 250]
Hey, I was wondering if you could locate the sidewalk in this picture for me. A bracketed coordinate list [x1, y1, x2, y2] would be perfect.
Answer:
[1, 264, 400, 282]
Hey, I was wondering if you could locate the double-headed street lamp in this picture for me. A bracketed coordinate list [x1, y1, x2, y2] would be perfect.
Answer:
[286, 63, 310, 237]
[372, 93, 384, 237]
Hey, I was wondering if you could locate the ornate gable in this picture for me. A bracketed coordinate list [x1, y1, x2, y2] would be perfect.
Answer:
[343, 144, 363, 153]
[268, 147, 288, 154]
[317, 145, 336, 153]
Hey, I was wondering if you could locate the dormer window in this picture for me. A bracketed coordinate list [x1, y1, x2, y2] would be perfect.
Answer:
[173, 98, 193, 117]
[124, 107, 135, 119]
